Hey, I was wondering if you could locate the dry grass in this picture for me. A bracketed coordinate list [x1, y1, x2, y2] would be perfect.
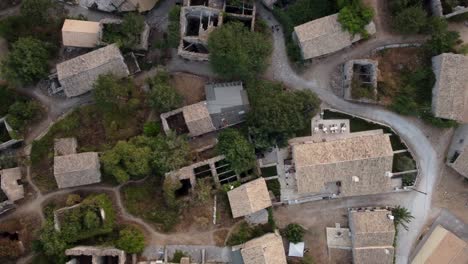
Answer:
[370, 47, 425, 105]
[170, 72, 207, 105]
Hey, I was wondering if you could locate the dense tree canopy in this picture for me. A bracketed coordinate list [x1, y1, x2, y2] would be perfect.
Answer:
[217, 129, 256, 174]
[102, 13, 145, 49]
[100, 140, 153, 183]
[208, 22, 272, 80]
[6, 100, 42, 133]
[1, 37, 50, 84]
[247, 81, 320, 150]
[284, 223, 305, 243]
[147, 71, 183, 112]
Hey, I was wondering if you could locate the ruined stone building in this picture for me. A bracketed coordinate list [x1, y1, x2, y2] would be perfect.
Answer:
[431, 53, 468, 123]
[161, 82, 249, 137]
[66, 246, 126, 264]
[0, 167, 24, 215]
[178, 0, 256, 61]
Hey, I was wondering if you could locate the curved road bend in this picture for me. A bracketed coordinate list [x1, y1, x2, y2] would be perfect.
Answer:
[257, 4, 441, 264]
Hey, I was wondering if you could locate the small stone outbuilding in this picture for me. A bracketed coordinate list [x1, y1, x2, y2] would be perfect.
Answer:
[53, 138, 101, 189]
[66, 246, 126, 264]
[62, 19, 101, 48]
[237, 232, 287, 264]
[227, 178, 272, 218]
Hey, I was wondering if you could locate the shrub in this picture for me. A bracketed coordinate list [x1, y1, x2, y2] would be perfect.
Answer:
[338, 0, 374, 36]
[6, 100, 42, 132]
[65, 194, 82, 206]
[143, 121, 161, 137]
[102, 13, 145, 49]
[93, 75, 140, 115]
[1, 37, 50, 84]
[171, 250, 188, 263]
[116, 226, 146, 254]
[217, 129, 256, 174]
[167, 6, 181, 48]
[285, 223, 305, 243]
[147, 71, 183, 112]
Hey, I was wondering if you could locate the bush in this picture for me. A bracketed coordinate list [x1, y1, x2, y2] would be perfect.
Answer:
[6, 100, 42, 132]
[226, 222, 273, 246]
[143, 121, 161, 137]
[266, 179, 281, 197]
[93, 75, 140, 116]
[285, 223, 305, 243]
[217, 129, 256, 174]
[1, 37, 51, 84]
[21, 0, 52, 24]
[208, 22, 272, 80]
[102, 13, 145, 49]
[66, 194, 82, 206]
[147, 71, 183, 112]
[116, 226, 146, 254]
[338, 0, 374, 36]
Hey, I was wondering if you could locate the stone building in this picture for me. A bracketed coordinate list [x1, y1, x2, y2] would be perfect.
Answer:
[431, 53, 468, 123]
[178, 0, 256, 61]
[326, 208, 396, 264]
[0, 167, 24, 215]
[62, 19, 101, 48]
[232, 232, 287, 264]
[66, 246, 126, 264]
[290, 129, 395, 197]
[161, 82, 249, 137]
[410, 225, 468, 264]
[53, 138, 101, 189]
[227, 178, 272, 218]
[293, 13, 376, 60]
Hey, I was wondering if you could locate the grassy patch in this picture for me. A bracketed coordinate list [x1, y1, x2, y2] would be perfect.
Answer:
[121, 178, 180, 232]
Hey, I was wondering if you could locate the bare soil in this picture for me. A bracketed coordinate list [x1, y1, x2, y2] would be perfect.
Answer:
[274, 206, 349, 264]
[370, 47, 425, 105]
[432, 166, 468, 223]
[170, 72, 207, 105]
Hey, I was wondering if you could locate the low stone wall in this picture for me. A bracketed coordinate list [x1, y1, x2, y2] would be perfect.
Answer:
[431, 0, 468, 18]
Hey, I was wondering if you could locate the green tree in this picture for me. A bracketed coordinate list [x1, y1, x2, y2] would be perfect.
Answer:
[93, 75, 139, 115]
[338, 0, 374, 36]
[285, 223, 305, 243]
[424, 29, 460, 56]
[1, 37, 50, 84]
[131, 132, 191, 174]
[93, 74, 140, 114]
[6, 100, 41, 132]
[100, 140, 152, 183]
[147, 71, 183, 112]
[217, 129, 256, 174]
[247, 81, 320, 150]
[143, 121, 161, 137]
[208, 22, 272, 80]
[391, 206, 414, 230]
[393, 6, 427, 34]
[116, 226, 146, 254]
[21, 0, 52, 24]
